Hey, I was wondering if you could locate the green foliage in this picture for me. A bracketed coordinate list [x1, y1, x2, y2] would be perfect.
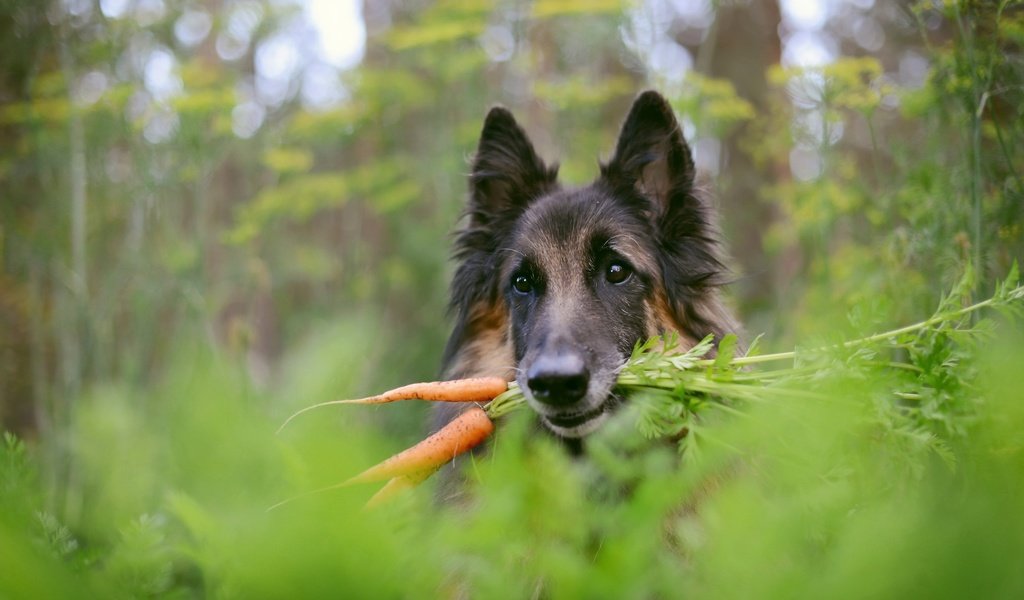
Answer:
[670, 74, 756, 138]
[34, 511, 79, 560]
[747, 4, 1023, 341]
[226, 159, 417, 244]
[2, 0, 1024, 596]
[1, 432, 32, 498]
[0, 280, 1021, 596]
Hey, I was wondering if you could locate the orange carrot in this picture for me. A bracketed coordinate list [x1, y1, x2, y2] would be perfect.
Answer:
[277, 377, 508, 433]
[344, 377, 508, 404]
[345, 406, 494, 485]
[364, 471, 434, 509]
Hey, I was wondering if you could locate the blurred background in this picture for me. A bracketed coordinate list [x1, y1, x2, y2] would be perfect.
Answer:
[1, 0, 1021, 495]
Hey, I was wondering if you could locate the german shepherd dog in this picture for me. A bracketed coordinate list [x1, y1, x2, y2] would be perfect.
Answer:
[436, 90, 739, 445]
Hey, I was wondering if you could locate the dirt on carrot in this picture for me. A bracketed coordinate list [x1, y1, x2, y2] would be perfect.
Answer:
[345, 406, 495, 485]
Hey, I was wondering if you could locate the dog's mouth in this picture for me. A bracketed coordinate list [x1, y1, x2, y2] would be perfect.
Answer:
[537, 396, 616, 439]
[543, 402, 607, 428]
[516, 361, 626, 439]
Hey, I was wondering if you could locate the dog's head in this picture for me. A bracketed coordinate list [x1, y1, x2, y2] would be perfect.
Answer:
[449, 91, 733, 438]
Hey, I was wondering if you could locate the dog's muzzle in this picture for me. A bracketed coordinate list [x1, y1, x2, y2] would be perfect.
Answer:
[523, 346, 611, 438]
[525, 350, 589, 406]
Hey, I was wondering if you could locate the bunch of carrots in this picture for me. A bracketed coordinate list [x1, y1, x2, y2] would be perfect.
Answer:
[274, 377, 516, 509]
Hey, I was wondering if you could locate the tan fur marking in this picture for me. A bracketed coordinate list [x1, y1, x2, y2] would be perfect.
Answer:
[651, 291, 699, 350]
[443, 303, 515, 381]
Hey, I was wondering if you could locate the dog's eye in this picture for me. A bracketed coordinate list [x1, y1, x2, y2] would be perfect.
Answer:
[606, 261, 632, 285]
[512, 273, 533, 294]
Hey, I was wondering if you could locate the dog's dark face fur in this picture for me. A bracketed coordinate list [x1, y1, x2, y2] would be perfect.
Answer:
[440, 91, 738, 439]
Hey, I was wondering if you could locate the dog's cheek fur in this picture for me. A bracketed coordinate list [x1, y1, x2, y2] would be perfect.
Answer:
[442, 303, 513, 379]
[655, 193, 736, 341]
[595, 274, 652, 358]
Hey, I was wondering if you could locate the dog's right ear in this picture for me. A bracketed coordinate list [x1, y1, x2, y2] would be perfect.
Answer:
[447, 108, 557, 324]
[468, 107, 558, 225]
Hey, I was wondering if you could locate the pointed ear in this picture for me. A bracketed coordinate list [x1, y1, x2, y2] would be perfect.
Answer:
[606, 91, 732, 340]
[603, 90, 695, 208]
[448, 107, 557, 322]
[468, 107, 558, 224]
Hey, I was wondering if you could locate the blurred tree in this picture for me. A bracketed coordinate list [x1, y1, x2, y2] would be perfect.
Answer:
[704, 0, 783, 328]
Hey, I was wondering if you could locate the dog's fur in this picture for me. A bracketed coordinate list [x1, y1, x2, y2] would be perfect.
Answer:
[435, 91, 739, 443]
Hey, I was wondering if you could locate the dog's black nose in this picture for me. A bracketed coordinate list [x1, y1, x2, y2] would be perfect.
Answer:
[526, 351, 590, 406]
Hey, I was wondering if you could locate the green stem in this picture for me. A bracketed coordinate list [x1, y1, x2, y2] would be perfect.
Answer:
[710, 285, 1022, 367]
[616, 374, 829, 401]
[486, 385, 525, 419]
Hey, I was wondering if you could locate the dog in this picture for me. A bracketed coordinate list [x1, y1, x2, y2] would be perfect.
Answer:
[435, 90, 740, 446]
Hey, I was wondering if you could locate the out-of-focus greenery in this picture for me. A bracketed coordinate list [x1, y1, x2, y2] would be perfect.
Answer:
[1, 0, 1023, 597]
[2, 283, 1023, 598]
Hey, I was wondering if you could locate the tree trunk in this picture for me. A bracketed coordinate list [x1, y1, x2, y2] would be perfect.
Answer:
[701, 0, 784, 316]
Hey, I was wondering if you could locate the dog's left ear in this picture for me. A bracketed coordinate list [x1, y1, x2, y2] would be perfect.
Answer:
[602, 90, 696, 210]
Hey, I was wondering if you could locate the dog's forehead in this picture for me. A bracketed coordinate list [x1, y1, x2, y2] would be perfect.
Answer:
[516, 189, 608, 255]
[509, 186, 656, 274]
